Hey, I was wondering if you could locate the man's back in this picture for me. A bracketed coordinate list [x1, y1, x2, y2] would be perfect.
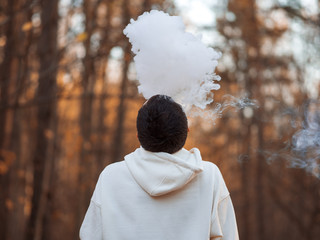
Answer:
[80, 147, 239, 240]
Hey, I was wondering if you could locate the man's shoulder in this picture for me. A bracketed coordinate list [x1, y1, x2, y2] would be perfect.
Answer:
[200, 161, 225, 184]
[202, 160, 220, 173]
[100, 161, 127, 177]
[202, 161, 229, 198]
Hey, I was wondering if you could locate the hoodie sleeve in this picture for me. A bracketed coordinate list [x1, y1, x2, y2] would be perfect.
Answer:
[210, 165, 239, 240]
[79, 200, 103, 240]
[213, 195, 239, 240]
[79, 172, 104, 240]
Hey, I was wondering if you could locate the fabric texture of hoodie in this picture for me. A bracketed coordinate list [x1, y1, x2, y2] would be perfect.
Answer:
[80, 147, 239, 240]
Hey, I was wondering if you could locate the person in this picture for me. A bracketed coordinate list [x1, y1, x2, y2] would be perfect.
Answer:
[80, 94, 239, 240]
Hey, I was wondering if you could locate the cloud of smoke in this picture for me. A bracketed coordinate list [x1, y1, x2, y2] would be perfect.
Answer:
[123, 10, 221, 110]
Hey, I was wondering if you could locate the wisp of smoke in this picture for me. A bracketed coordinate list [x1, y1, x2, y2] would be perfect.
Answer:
[290, 101, 320, 177]
[189, 94, 259, 123]
[123, 10, 221, 110]
[263, 100, 320, 179]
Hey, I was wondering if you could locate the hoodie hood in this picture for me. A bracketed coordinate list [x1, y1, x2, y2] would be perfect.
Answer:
[125, 147, 203, 196]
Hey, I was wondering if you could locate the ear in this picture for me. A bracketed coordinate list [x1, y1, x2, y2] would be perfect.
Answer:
[136, 133, 138, 139]
[188, 128, 190, 132]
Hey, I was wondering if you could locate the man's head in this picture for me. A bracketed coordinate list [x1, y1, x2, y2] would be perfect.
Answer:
[137, 95, 188, 154]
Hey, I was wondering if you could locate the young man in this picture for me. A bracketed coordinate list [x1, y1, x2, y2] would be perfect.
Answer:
[80, 95, 239, 240]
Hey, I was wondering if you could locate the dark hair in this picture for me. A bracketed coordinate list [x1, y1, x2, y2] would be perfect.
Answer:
[137, 95, 188, 154]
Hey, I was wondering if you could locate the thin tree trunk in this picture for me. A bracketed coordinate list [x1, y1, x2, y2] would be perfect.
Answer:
[26, 0, 58, 239]
[41, 110, 58, 240]
[246, 0, 265, 237]
[111, 0, 132, 163]
[7, 5, 35, 238]
[77, 0, 98, 231]
[235, 0, 265, 238]
[111, 44, 130, 162]
[95, 0, 113, 169]
[240, 122, 251, 240]
[0, 1, 16, 238]
[96, 60, 109, 170]
[143, 0, 152, 10]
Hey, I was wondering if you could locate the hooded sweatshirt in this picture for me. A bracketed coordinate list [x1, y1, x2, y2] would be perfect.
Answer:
[80, 147, 239, 240]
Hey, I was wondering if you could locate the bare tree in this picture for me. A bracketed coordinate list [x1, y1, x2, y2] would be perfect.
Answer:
[26, 0, 59, 239]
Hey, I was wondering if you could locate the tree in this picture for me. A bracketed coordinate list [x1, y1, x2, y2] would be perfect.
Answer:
[26, 0, 59, 239]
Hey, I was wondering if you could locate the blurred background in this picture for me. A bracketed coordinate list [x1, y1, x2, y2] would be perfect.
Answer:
[0, 0, 319, 239]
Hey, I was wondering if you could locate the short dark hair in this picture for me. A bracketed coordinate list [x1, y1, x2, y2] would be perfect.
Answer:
[137, 95, 188, 154]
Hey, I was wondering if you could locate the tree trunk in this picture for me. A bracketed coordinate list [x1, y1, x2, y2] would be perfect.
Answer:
[240, 121, 252, 240]
[77, 0, 98, 231]
[111, 44, 131, 162]
[0, 0, 17, 238]
[26, 0, 58, 239]
[111, 0, 132, 163]
[7, 4, 35, 238]
[227, 0, 265, 238]
[96, 59, 109, 170]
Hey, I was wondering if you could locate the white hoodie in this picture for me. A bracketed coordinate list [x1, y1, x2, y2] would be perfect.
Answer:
[80, 147, 239, 240]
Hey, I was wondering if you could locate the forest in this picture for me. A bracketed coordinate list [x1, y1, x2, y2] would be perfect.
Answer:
[0, 0, 319, 239]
